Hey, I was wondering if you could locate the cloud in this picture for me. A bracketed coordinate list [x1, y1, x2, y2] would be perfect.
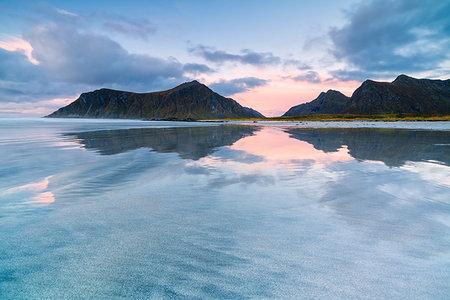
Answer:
[290, 71, 322, 83]
[0, 48, 84, 104]
[283, 59, 312, 70]
[328, 69, 377, 82]
[330, 0, 450, 80]
[209, 77, 269, 95]
[24, 23, 185, 86]
[0, 36, 39, 65]
[31, 4, 155, 40]
[189, 44, 312, 71]
[102, 17, 157, 40]
[182, 63, 215, 75]
[30, 2, 85, 26]
[189, 44, 281, 66]
[0, 48, 41, 83]
[56, 8, 78, 17]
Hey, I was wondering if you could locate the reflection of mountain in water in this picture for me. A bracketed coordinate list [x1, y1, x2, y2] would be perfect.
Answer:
[285, 128, 450, 167]
[65, 125, 259, 160]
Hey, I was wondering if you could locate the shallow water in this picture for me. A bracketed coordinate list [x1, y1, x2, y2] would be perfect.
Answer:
[1, 118, 449, 299]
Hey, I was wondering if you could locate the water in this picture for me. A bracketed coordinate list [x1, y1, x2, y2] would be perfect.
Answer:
[1, 118, 449, 299]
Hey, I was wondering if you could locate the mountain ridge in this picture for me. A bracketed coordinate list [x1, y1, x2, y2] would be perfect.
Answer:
[283, 75, 450, 116]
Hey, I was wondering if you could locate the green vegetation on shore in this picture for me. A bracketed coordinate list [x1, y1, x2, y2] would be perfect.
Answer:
[204, 114, 450, 122]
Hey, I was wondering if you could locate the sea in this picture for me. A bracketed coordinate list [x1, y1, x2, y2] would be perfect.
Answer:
[0, 118, 449, 299]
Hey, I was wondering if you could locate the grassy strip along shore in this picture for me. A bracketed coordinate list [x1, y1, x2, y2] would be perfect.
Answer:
[204, 114, 450, 122]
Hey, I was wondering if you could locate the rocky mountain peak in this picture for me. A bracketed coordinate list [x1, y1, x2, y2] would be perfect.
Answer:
[168, 80, 212, 94]
[392, 74, 416, 85]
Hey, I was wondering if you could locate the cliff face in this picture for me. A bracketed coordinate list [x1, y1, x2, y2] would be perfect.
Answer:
[282, 90, 349, 116]
[283, 75, 450, 116]
[47, 80, 264, 120]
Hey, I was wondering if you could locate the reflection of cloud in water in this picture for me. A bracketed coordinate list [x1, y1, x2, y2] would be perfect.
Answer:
[6, 176, 54, 205]
[186, 127, 450, 258]
[50, 141, 83, 151]
[184, 165, 213, 175]
[31, 191, 55, 204]
[51, 150, 181, 201]
[317, 160, 450, 257]
[6, 176, 52, 193]
[278, 128, 450, 251]
[401, 161, 450, 187]
[212, 148, 265, 164]
[207, 173, 275, 189]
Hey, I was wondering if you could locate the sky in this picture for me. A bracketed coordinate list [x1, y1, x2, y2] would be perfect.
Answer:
[0, 0, 449, 117]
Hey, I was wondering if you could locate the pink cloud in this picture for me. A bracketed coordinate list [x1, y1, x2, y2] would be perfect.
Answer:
[0, 35, 39, 65]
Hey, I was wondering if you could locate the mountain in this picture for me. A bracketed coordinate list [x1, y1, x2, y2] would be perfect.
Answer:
[283, 75, 450, 116]
[282, 90, 349, 116]
[47, 80, 264, 120]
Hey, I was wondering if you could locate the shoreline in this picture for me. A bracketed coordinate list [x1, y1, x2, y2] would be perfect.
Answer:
[201, 114, 450, 122]
[1, 117, 448, 131]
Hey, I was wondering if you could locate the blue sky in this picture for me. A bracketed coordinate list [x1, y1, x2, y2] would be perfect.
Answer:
[0, 0, 449, 116]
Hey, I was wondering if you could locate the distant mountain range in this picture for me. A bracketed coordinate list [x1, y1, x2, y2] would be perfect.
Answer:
[283, 75, 450, 116]
[47, 80, 264, 120]
[47, 75, 449, 120]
